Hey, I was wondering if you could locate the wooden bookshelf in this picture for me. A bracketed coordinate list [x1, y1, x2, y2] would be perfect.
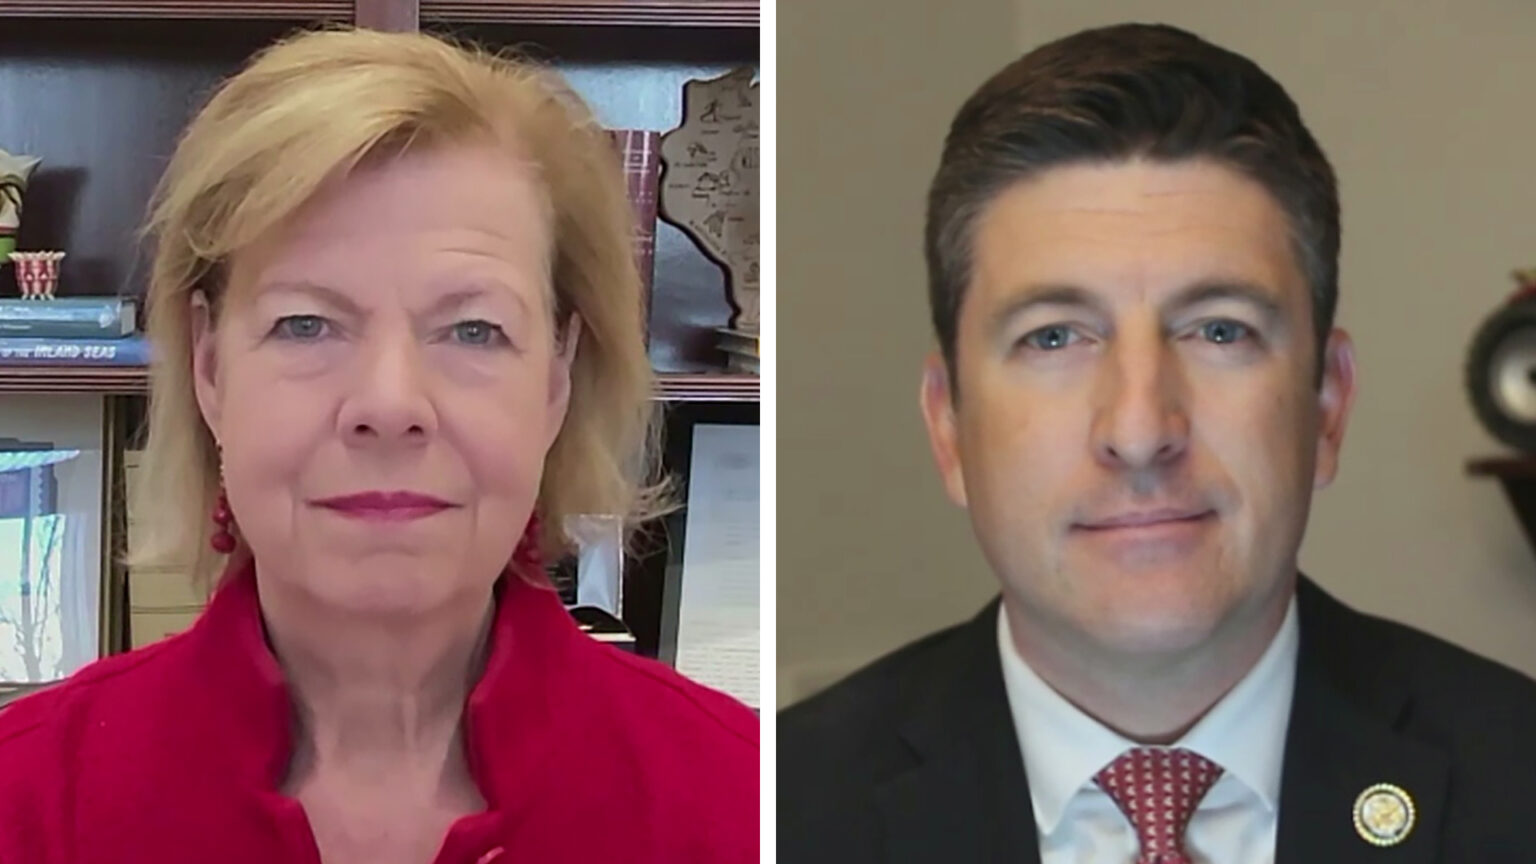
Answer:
[0, 366, 147, 395]
[654, 372, 760, 402]
[421, 1, 758, 27]
[0, 1, 350, 17]
[0, 6, 754, 373]
[0, 366, 759, 401]
[0, 1, 757, 27]
[0, 0, 759, 667]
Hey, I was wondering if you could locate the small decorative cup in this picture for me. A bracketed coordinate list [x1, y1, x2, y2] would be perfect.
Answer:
[8, 251, 65, 300]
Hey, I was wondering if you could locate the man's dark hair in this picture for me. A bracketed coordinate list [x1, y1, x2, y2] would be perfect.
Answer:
[924, 23, 1339, 385]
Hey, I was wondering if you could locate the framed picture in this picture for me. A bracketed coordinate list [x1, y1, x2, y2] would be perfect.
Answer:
[0, 393, 118, 700]
[646, 401, 759, 709]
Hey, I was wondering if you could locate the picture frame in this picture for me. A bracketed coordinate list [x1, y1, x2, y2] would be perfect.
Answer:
[648, 402, 759, 708]
[0, 392, 122, 702]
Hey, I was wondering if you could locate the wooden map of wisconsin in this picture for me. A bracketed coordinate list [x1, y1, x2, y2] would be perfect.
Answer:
[659, 67, 760, 333]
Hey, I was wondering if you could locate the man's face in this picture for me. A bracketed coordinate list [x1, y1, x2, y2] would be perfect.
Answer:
[921, 158, 1355, 658]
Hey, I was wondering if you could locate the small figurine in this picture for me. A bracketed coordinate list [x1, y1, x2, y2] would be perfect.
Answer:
[0, 148, 41, 265]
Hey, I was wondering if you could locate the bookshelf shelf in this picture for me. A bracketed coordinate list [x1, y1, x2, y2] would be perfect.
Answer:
[0, 1, 756, 27]
[654, 372, 759, 402]
[0, 1, 350, 18]
[0, 365, 759, 402]
[423, 1, 757, 28]
[0, 365, 146, 395]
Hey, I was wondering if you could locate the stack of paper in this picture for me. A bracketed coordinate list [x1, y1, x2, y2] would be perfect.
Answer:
[674, 424, 760, 708]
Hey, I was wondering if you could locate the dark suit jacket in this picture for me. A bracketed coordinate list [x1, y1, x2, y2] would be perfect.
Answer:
[779, 577, 1536, 862]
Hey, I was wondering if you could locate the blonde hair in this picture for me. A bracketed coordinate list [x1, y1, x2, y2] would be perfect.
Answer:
[128, 27, 662, 587]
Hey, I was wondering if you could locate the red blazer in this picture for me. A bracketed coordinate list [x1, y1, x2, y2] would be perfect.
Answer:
[0, 559, 759, 863]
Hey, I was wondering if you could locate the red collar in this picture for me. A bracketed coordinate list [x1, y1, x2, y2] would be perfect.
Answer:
[188, 557, 581, 819]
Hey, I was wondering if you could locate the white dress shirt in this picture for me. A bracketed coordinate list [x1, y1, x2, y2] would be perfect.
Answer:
[997, 598, 1299, 864]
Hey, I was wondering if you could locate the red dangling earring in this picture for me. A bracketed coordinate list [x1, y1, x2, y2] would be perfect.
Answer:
[512, 512, 543, 576]
[211, 488, 237, 554]
[211, 445, 237, 554]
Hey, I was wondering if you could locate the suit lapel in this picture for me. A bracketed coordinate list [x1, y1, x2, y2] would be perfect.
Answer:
[1277, 578, 1449, 863]
[874, 600, 1041, 864]
[870, 579, 1455, 864]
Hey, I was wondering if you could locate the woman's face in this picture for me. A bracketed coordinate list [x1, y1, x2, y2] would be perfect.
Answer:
[191, 143, 573, 615]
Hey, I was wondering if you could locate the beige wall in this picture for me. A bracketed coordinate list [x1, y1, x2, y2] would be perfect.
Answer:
[777, 0, 1014, 705]
[777, 0, 1536, 707]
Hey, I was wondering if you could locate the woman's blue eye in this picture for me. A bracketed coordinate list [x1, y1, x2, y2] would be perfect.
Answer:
[274, 315, 328, 340]
[1199, 319, 1252, 344]
[451, 319, 507, 346]
[1021, 325, 1080, 351]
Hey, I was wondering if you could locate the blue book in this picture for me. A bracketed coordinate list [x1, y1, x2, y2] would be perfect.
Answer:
[0, 335, 151, 366]
[0, 297, 138, 338]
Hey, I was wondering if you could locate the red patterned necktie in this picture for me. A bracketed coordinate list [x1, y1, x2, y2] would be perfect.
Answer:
[1093, 747, 1224, 864]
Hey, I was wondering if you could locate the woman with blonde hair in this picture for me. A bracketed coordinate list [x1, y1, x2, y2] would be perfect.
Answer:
[0, 27, 757, 863]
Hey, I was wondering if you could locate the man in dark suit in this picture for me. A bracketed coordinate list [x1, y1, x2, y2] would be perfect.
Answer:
[779, 22, 1536, 863]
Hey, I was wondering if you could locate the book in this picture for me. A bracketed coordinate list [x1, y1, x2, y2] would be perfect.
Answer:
[0, 296, 138, 338]
[715, 326, 759, 374]
[0, 318, 136, 339]
[716, 327, 759, 358]
[724, 353, 760, 375]
[0, 335, 150, 365]
[609, 129, 662, 300]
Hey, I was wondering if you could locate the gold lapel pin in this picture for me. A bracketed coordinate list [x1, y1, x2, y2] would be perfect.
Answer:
[1353, 783, 1416, 847]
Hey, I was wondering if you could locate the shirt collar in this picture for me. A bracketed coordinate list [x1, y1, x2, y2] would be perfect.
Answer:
[1180, 595, 1298, 813]
[186, 555, 580, 817]
[997, 594, 1299, 834]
